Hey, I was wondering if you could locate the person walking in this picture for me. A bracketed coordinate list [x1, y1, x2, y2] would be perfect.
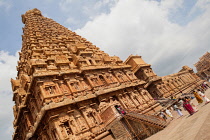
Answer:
[197, 89, 210, 104]
[173, 104, 183, 117]
[193, 90, 203, 104]
[182, 97, 195, 115]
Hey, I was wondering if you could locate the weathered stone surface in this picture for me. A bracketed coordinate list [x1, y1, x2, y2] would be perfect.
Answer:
[194, 52, 210, 81]
[125, 55, 202, 99]
[12, 9, 164, 140]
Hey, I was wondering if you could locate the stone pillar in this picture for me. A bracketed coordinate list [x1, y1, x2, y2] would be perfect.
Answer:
[133, 90, 144, 105]
[138, 89, 149, 108]
[124, 92, 136, 108]
[85, 75, 95, 88]
[157, 85, 164, 95]
[25, 113, 32, 131]
[54, 121, 65, 140]
[117, 94, 127, 109]
[54, 81, 63, 95]
[101, 73, 109, 84]
[129, 92, 139, 107]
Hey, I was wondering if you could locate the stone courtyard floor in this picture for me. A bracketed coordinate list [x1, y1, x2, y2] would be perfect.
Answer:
[146, 88, 210, 140]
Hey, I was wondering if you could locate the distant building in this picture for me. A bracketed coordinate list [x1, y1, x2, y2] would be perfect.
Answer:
[11, 9, 202, 140]
[194, 52, 210, 81]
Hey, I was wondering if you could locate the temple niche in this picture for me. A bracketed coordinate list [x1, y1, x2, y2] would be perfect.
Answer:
[11, 9, 202, 140]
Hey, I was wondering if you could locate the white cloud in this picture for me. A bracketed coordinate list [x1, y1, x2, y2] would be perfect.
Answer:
[1, 1, 210, 139]
[0, 51, 18, 139]
[65, 17, 79, 25]
[160, 0, 184, 11]
[0, 0, 12, 11]
[75, 0, 210, 76]
[0, 51, 18, 91]
[59, 0, 118, 29]
[82, 0, 118, 19]
[59, 0, 74, 12]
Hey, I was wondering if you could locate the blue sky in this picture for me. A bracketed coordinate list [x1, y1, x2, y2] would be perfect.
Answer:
[0, 0, 210, 139]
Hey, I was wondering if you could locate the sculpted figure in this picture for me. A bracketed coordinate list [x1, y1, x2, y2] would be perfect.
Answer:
[99, 98, 109, 112]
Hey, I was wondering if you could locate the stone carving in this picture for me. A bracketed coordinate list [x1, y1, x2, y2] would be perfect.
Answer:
[99, 98, 109, 112]
[11, 8, 201, 140]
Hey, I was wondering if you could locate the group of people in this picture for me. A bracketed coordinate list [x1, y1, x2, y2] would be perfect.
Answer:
[200, 81, 210, 91]
[159, 103, 183, 121]
[193, 89, 210, 105]
[159, 82, 210, 121]
[115, 105, 126, 115]
[176, 87, 210, 116]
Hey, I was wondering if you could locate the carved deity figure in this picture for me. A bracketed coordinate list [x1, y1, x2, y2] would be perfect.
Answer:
[58, 80, 70, 93]
[109, 96, 120, 106]
[140, 89, 153, 104]
[98, 98, 109, 112]
[68, 110, 88, 134]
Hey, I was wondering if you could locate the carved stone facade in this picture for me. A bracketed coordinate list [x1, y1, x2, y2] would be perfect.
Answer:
[11, 9, 162, 140]
[194, 52, 210, 81]
[125, 55, 202, 98]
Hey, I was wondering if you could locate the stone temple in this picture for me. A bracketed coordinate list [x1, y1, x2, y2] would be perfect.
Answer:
[11, 9, 202, 140]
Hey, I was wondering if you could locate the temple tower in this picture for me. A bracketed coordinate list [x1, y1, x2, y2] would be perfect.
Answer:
[11, 9, 163, 140]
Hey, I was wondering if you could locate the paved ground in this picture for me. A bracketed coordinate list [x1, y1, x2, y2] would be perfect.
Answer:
[147, 88, 210, 140]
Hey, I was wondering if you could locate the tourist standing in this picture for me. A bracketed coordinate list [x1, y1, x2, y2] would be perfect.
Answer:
[204, 81, 210, 88]
[197, 89, 210, 104]
[182, 98, 195, 115]
[159, 111, 167, 121]
[165, 108, 174, 120]
[178, 98, 184, 106]
[201, 83, 207, 91]
[191, 103, 199, 112]
[173, 104, 183, 117]
[193, 90, 203, 104]
[115, 105, 126, 115]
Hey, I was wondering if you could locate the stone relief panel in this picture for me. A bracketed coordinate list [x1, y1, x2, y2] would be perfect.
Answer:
[125, 70, 137, 81]
[114, 71, 129, 83]
[57, 80, 70, 94]
[138, 88, 154, 105]
[80, 106, 101, 129]
[28, 99, 39, 120]
[129, 90, 145, 109]
[99, 98, 110, 113]
[68, 110, 89, 134]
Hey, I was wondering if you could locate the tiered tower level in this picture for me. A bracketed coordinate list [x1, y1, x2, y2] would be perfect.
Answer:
[194, 52, 210, 80]
[11, 9, 161, 140]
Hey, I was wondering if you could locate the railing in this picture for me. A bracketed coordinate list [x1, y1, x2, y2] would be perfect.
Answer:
[100, 106, 122, 127]
[124, 112, 167, 128]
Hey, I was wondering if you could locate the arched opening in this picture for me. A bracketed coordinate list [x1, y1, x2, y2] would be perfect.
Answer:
[89, 59, 93, 65]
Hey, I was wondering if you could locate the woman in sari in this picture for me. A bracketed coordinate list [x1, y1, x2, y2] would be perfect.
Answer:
[182, 97, 195, 115]
[193, 90, 203, 104]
